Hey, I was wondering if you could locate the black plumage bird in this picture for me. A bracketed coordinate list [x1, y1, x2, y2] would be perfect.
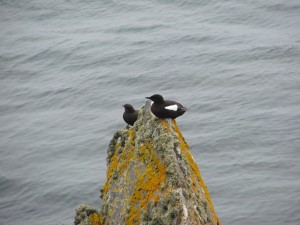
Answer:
[146, 94, 187, 119]
[123, 104, 139, 126]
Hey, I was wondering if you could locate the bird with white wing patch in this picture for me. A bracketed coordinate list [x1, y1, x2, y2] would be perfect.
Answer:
[146, 94, 187, 119]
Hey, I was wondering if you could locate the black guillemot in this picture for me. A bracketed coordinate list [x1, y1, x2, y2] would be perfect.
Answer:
[145, 94, 187, 119]
[123, 104, 139, 126]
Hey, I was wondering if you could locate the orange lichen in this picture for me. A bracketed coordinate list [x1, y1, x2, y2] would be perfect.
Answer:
[125, 142, 166, 225]
[153, 193, 160, 203]
[102, 130, 136, 196]
[126, 206, 140, 225]
[160, 119, 221, 225]
[160, 119, 171, 132]
[171, 119, 189, 150]
[127, 129, 135, 145]
[102, 128, 168, 225]
[102, 151, 119, 195]
[89, 212, 102, 225]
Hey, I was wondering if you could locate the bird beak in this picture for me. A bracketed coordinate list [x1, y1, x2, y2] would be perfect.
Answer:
[145, 97, 150, 99]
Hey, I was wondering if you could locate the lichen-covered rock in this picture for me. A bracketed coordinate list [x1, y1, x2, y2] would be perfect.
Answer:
[74, 204, 103, 225]
[97, 100, 221, 225]
[74, 101, 221, 224]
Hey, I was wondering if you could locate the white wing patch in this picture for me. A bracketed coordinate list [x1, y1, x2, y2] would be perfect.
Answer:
[165, 104, 178, 111]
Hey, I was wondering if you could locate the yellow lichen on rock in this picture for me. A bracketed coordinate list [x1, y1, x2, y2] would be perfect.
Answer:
[169, 119, 221, 225]
[74, 204, 103, 225]
[126, 142, 167, 224]
[89, 212, 102, 225]
[75, 100, 221, 225]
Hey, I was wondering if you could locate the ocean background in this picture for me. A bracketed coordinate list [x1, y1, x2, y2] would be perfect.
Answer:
[1, 0, 300, 224]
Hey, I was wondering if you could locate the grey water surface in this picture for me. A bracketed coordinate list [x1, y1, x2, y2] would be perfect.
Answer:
[1, 0, 300, 224]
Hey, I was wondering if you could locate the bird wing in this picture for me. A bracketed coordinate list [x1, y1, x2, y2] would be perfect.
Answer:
[164, 100, 181, 111]
[165, 104, 178, 111]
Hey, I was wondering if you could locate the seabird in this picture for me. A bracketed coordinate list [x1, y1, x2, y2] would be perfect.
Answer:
[123, 104, 139, 126]
[145, 94, 187, 119]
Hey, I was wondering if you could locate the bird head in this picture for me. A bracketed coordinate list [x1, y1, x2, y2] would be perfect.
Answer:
[123, 104, 135, 113]
[145, 94, 164, 104]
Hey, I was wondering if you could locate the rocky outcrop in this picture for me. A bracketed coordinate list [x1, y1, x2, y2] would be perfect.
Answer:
[74, 101, 220, 225]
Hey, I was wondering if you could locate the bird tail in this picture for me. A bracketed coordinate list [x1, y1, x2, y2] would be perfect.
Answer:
[180, 107, 187, 112]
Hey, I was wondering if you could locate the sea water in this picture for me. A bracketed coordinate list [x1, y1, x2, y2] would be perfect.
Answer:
[1, 0, 300, 224]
